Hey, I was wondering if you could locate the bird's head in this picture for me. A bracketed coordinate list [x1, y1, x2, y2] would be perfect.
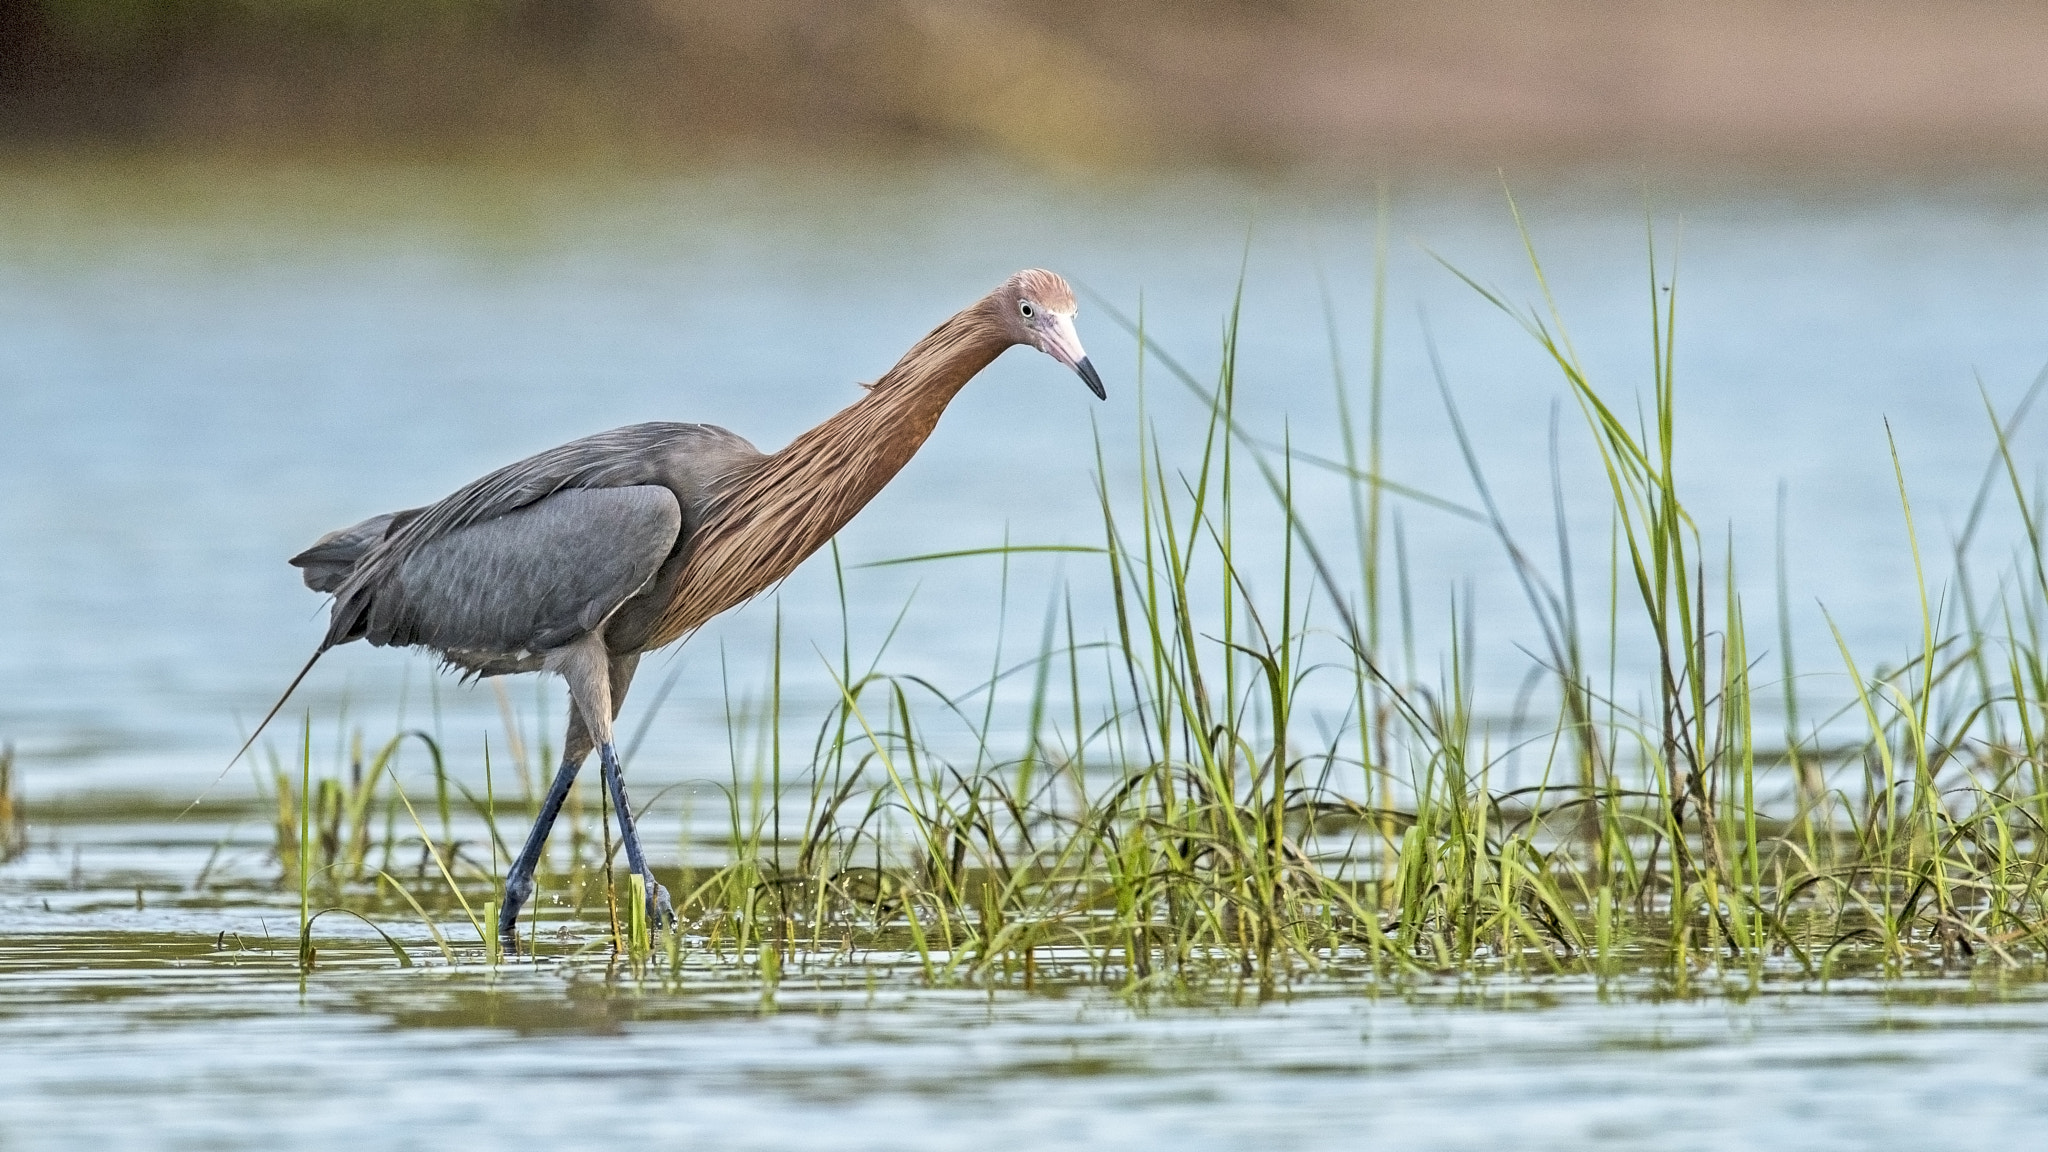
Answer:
[993, 269, 1106, 400]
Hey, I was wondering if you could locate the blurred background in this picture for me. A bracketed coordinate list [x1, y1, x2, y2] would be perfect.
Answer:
[5, 0, 2048, 172]
[5, 0, 2048, 799]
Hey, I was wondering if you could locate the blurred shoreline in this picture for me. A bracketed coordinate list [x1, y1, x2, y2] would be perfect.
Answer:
[4, 1, 2048, 176]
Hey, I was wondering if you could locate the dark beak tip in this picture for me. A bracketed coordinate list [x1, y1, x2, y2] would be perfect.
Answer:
[1077, 357, 1107, 400]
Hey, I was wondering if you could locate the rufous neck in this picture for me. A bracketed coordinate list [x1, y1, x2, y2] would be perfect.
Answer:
[868, 297, 1011, 410]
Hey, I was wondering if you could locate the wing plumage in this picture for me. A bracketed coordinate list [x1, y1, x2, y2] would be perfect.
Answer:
[301, 422, 762, 667]
[364, 485, 681, 667]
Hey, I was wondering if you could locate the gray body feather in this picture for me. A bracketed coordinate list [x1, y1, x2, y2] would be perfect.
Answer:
[291, 421, 764, 675]
[368, 486, 680, 672]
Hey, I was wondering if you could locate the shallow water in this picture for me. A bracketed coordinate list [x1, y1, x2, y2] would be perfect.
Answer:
[9, 158, 2048, 1147]
[4, 807, 2046, 1151]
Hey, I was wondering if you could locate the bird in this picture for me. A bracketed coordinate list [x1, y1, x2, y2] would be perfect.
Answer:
[271, 269, 1104, 945]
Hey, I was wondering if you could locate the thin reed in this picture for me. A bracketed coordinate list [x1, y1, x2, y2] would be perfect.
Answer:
[259, 211, 2048, 987]
[0, 744, 22, 864]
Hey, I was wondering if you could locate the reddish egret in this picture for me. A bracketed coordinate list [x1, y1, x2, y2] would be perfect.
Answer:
[278, 269, 1103, 942]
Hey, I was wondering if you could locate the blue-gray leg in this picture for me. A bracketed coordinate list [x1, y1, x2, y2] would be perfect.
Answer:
[499, 751, 585, 943]
[598, 740, 673, 928]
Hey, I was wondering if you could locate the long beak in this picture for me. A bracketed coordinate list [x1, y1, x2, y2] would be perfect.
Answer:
[1044, 313, 1107, 400]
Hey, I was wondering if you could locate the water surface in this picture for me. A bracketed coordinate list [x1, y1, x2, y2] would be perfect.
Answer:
[7, 158, 2048, 1148]
[3, 806, 2043, 1151]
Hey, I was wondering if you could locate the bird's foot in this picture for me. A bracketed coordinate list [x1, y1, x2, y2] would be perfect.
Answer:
[498, 874, 533, 949]
[647, 879, 675, 930]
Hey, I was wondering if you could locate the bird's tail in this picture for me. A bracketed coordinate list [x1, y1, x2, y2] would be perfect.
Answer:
[179, 647, 326, 821]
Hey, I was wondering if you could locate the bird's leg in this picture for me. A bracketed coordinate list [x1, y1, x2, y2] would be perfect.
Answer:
[600, 653, 669, 928]
[550, 638, 670, 931]
[497, 712, 593, 946]
[599, 741, 673, 928]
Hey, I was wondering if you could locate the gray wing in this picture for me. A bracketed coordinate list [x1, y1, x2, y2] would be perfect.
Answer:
[316, 422, 760, 650]
[361, 485, 682, 661]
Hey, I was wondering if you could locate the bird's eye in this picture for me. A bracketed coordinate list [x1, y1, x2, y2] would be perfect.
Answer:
[1019, 301, 1035, 319]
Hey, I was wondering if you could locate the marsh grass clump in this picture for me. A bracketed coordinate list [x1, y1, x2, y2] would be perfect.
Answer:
[256, 211, 2048, 988]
